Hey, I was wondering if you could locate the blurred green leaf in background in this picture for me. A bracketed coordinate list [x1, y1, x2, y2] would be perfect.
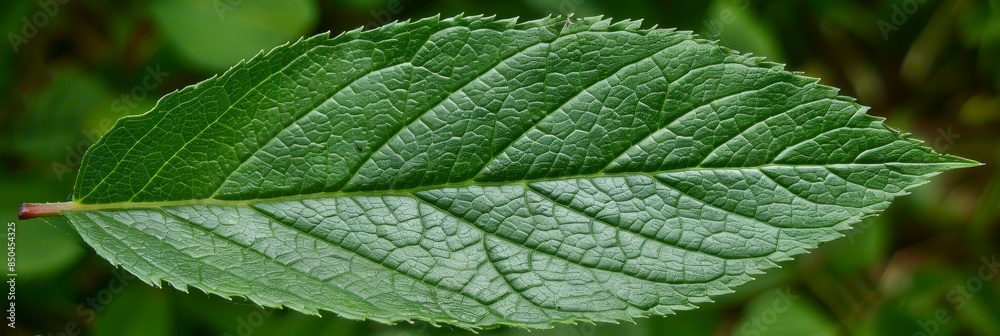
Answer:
[1, 0, 997, 335]
[150, 0, 318, 72]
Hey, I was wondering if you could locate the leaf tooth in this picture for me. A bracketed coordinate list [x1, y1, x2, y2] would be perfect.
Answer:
[341, 24, 365, 37]
[494, 16, 518, 27]
[465, 13, 484, 21]
[591, 16, 614, 30]
[623, 18, 645, 31]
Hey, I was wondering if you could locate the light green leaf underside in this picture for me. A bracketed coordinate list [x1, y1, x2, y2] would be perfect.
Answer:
[65, 15, 977, 329]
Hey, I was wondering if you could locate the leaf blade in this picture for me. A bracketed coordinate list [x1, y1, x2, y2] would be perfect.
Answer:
[57, 14, 978, 329]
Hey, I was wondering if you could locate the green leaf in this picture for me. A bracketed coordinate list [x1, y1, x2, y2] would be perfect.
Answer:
[26, 15, 979, 329]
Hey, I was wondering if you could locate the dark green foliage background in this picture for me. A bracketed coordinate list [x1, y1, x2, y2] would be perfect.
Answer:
[0, 0, 996, 335]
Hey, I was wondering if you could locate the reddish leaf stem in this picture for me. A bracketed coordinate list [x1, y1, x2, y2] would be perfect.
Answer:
[18, 202, 73, 219]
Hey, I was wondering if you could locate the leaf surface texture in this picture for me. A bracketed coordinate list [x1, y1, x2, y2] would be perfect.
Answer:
[65, 15, 978, 329]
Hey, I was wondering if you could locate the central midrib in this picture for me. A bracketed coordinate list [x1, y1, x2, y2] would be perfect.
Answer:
[63, 162, 938, 212]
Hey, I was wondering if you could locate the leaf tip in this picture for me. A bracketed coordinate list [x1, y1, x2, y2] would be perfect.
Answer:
[927, 155, 984, 172]
[950, 156, 985, 169]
